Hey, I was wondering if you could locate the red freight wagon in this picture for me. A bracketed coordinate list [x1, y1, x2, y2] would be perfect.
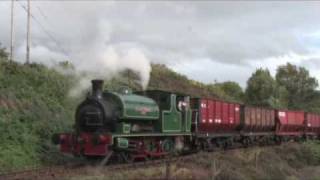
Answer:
[191, 98, 241, 135]
[276, 110, 305, 136]
[305, 113, 320, 136]
[241, 106, 275, 134]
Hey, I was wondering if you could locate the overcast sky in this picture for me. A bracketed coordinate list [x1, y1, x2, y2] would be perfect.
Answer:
[1, 1, 320, 87]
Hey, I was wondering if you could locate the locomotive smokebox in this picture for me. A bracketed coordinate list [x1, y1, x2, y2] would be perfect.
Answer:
[91, 79, 104, 98]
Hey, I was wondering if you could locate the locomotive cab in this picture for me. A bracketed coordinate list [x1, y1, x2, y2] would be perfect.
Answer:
[137, 90, 192, 133]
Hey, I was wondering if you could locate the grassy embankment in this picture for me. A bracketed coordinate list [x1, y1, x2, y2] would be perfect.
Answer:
[1, 58, 320, 180]
[0, 59, 76, 171]
[0, 59, 235, 171]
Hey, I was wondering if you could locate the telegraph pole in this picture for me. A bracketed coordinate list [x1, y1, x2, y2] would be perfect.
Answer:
[9, 0, 14, 61]
[26, 0, 31, 64]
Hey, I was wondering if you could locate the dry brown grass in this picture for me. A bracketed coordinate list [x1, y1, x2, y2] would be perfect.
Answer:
[64, 142, 320, 180]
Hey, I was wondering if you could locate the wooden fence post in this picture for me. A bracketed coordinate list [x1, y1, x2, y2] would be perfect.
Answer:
[165, 161, 171, 180]
[255, 151, 258, 169]
[210, 159, 216, 180]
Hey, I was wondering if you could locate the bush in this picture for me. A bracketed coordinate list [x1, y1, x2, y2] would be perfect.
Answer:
[0, 60, 76, 171]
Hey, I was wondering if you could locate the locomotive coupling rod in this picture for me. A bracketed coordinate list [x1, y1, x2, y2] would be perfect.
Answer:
[100, 151, 114, 166]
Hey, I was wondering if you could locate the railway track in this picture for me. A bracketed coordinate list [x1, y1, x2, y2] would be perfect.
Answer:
[0, 142, 291, 180]
[0, 160, 178, 180]
[0, 155, 194, 180]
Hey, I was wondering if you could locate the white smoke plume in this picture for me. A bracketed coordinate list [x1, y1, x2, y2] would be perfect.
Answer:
[76, 46, 151, 89]
[10, 16, 152, 98]
[65, 19, 152, 97]
[14, 41, 152, 98]
[68, 46, 151, 97]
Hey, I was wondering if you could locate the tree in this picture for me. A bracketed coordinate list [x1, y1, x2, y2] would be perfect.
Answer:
[0, 43, 8, 60]
[245, 68, 280, 107]
[207, 83, 230, 100]
[58, 61, 74, 70]
[276, 63, 318, 110]
[215, 81, 244, 102]
[303, 91, 320, 113]
[270, 84, 289, 109]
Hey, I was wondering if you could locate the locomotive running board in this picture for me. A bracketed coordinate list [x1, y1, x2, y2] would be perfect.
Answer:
[100, 150, 113, 166]
[195, 133, 240, 138]
[112, 133, 192, 137]
[240, 132, 274, 136]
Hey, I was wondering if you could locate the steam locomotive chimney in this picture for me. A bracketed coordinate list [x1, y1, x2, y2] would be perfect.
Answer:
[91, 79, 104, 99]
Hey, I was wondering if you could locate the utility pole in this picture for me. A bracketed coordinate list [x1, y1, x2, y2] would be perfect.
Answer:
[26, 0, 31, 64]
[9, 0, 14, 61]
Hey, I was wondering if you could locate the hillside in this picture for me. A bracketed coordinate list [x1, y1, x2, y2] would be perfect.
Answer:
[0, 57, 242, 171]
[0, 54, 320, 180]
[148, 64, 239, 102]
[105, 64, 243, 102]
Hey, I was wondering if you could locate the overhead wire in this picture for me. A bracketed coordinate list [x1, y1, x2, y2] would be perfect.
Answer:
[36, 6, 48, 21]
[16, 0, 72, 61]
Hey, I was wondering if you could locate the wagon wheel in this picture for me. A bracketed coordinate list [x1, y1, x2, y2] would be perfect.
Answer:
[202, 139, 213, 152]
[242, 138, 249, 148]
[145, 142, 157, 160]
[224, 138, 233, 149]
[195, 140, 203, 152]
[275, 136, 282, 145]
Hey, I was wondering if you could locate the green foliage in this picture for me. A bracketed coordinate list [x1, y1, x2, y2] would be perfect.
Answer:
[57, 61, 75, 70]
[148, 64, 240, 102]
[245, 68, 292, 109]
[245, 63, 320, 111]
[0, 60, 77, 171]
[215, 81, 244, 102]
[270, 84, 289, 109]
[0, 43, 8, 59]
[304, 91, 320, 113]
[276, 63, 318, 110]
[245, 68, 278, 107]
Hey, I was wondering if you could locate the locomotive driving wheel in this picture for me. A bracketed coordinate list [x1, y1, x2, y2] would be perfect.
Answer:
[161, 139, 175, 155]
[120, 152, 134, 163]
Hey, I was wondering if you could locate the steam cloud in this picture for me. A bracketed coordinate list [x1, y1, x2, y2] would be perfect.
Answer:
[68, 46, 151, 97]
[10, 16, 152, 97]
[13, 41, 152, 98]
[66, 20, 152, 97]
[77, 46, 151, 89]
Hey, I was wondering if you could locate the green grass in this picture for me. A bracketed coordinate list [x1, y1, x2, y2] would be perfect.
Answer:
[0, 58, 77, 171]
